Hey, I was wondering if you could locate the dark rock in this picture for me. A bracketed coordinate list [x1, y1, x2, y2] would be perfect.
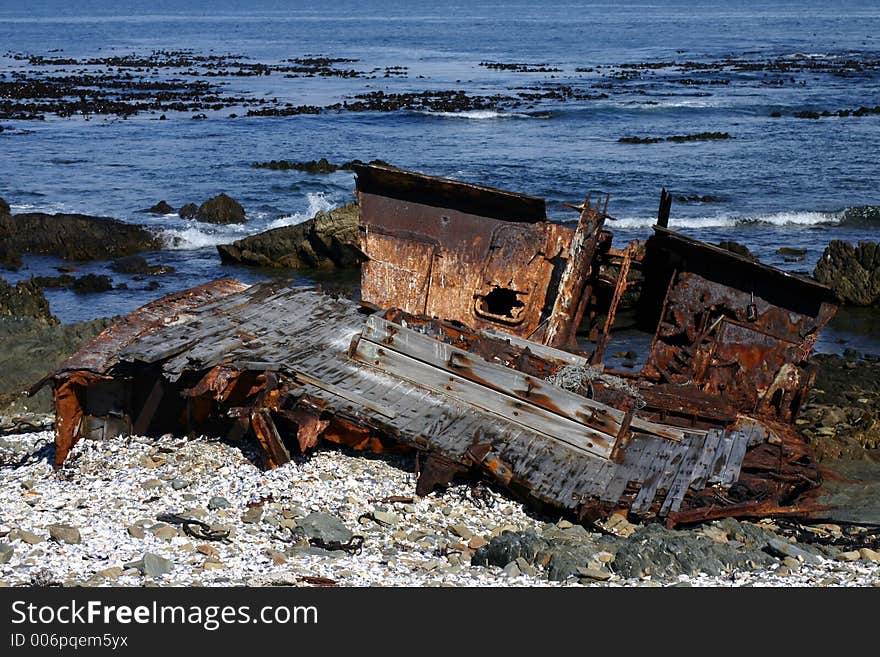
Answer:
[110, 255, 174, 276]
[0, 212, 161, 262]
[0, 197, 9, 216]
[612, 523, 776, 579]
[194, 193, 245, 224]
[297, 512, 353, 545]
[0, 279, 55, 325]
[217, 202, 363, 269]
[777, 247, 807, 256]
[717, 240, 756, 260]
[144, 200, 175, 214]
[178, 203, 198, 219]
[34, 274, 113, 294]
[620, 132, 731, 144]
[251, 158, 390, 173]
[814, 240, 880, 306]
[470, 530, 549, 569]
[547, 549, 583, 581]
[0, 543, 13, 564]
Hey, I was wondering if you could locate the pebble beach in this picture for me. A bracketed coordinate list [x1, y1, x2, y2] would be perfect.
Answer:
[1, 431, 878, 588]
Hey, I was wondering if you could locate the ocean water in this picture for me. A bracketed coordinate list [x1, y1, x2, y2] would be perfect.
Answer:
[1, 0, 879, 352]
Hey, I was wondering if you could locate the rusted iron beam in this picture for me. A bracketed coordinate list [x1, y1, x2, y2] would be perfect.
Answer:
[544, 195, 607, 350]
[592, 241, 635, 364]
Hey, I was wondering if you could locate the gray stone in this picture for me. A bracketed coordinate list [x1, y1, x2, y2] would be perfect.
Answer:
[208, 496, 231, 510]
[241, 506, 263, 524]
[547, 550, 582, 581]
[124, 552, 174, 577]
[372, 511, 399, 528]
[297, 512, 353, 545]
[502, 562, 520, 577]
[141, 478, 163, 490]
[515, 556, 538, 577]
[171, 478, 191, 490]
[127, 525, 146, 539]
[12, 530, 44, 545]
[0, 544, 13, 564]
[48, 524, 81, 545]
[836, 550, 861, 562]
[765, 538, 822, 565]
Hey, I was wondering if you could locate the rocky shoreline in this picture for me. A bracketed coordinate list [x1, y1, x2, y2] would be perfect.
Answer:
[0, 431, 878, 588]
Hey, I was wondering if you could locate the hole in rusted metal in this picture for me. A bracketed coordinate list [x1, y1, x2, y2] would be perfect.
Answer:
[477, 286, 525, 318]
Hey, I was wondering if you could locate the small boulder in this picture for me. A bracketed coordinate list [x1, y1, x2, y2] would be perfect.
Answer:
[297, 512, 353, 545]
[110, 255, 174, 276]
[208, 496, 231, 510]
[48, 524, 81, 545]
[194, 193, 245, 224]
[0, 197, 9, 216]
[71, 274, 113, 294]
[124, 552, 174, 577]
[144, 201, 175, 215]
[0, 544, 13, 564]
[718, 240, 756, 260]
[178, 203, 198, 219]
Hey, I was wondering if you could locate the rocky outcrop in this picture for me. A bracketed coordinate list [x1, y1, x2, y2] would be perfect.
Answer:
[217, 202, 364, 269]
[0, 278, 114, 415]
[0, 197, 9, 216]
[195, 193, 245, 224]
[814, 240, 880, 305]
[0, 212, 162, 262]
[251, 158, 390, 174]
[0, 278, 56, 325]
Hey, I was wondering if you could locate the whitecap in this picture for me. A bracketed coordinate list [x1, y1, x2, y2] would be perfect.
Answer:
[421, 110, 533, 119]
[610, 209, 842, 229]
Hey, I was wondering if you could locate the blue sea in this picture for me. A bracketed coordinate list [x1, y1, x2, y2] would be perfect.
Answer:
[1, 1, 879, 351]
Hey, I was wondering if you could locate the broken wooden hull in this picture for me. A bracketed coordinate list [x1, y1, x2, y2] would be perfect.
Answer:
[38, 279, 821, 523]
[38, 165, 838, 524]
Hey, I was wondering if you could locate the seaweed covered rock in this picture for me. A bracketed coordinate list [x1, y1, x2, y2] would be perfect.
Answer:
[814, 240, 880, 306]
[216, 202, 363, 269]
[0, 278, 56, 326]
[195, 193, 246, 224]
[0, 212, 161, 262]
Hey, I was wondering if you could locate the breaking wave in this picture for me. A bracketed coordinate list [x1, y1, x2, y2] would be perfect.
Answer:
[160, 192, 336, 250]
[421, 109, 534, 119]
[610, 209, 844, 229]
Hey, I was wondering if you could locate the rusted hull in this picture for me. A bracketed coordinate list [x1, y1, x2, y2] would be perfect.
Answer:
[38, 166, 839, 525]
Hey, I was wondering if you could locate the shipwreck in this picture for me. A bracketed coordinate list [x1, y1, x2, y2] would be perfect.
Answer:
[34, 164, 839, 526]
